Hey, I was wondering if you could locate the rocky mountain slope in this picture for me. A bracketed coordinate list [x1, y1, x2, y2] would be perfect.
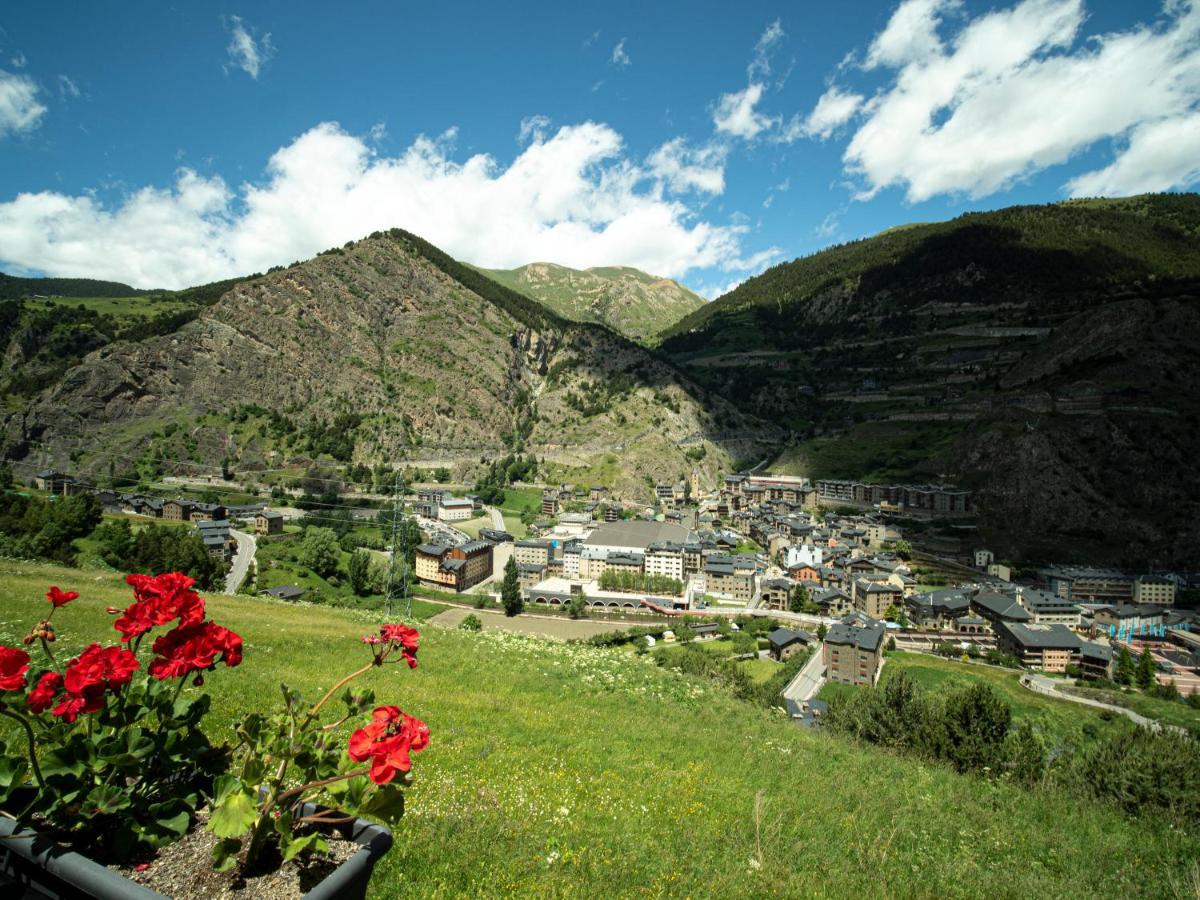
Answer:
[662, 194, 1200, 566]
[3, 232, 770, 500]
[475, 262, 705, 343]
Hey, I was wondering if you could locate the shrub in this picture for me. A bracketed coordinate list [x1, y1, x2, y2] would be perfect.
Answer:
[460, 614, 482, 632]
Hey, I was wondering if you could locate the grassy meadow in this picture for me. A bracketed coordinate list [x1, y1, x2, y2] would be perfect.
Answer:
[0, 561, 1197, 897]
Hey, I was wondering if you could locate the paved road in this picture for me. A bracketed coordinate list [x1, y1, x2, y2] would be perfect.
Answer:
[486, 506, 505, 530]
[782, 642, 826, 705]
[224, 529, 257, 594]
[1022, 674, 1184, 734]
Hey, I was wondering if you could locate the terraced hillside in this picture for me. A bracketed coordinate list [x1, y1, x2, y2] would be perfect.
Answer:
[661, 194, 1200, 566]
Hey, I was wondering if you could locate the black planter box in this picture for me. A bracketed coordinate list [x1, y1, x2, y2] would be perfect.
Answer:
[0, 803, 393, 900]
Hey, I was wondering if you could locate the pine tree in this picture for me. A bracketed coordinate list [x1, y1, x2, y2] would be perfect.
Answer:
[789, 584, 809, 613]
[348, 548, 372, 596]
[1136, 647, 1157, 690]
[1116, 646, 1136, 685]
[501, 556, 523, 617]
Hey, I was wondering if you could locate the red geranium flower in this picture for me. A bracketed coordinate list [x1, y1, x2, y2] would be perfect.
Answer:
[347, 705, 430, 784]
[52, 687, 105, 723]
[115, 573, 206, 641]
[27, 671, 63, 713]
[63, 643, 140, 694]
[147, 621, 243, 680]
[379, 624, 420, 668]
[46, 586, 79, 608]
[0, 645, 30, 692]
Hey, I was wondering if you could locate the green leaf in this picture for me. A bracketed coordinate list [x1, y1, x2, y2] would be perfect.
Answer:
[41, 746, 84, 779]
[281, 831, 328, 863]
[0, 755, 28, 790]
[273, 809, 293, 837]
[212, 837, 242, 872]
[84, 785, 131, 816]
[147, 799, 192, 838]
[208, 782, 258, 839]
[359, 783, 405, 822]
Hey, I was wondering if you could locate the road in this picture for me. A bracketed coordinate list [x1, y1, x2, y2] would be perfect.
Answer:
[486, 505, 505, 530]
[1021, 674, 1184, 735]
[782, 643, 827, 706]
[224, 529, 257, 595]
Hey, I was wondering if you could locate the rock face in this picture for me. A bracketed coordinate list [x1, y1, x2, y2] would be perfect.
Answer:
[475, 263, 705, 343]
[5, 234, 767, 501]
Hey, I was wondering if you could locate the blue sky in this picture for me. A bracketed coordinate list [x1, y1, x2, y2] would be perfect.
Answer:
[0, 0, 1197, 296]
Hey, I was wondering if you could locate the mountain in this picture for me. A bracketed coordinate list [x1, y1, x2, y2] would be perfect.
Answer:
[661, 193, 1200, 567]
[0, 272, 153, 300]
[475, 262, 705, 343]
[2, 231, 772, 499]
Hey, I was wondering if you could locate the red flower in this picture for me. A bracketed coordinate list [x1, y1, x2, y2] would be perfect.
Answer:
[46, 586, 79, 609]
[147, 621, 243, 680]
[379, 624, 420, 668]
[27, 672, 63, 713]
[115, 573, 206, 641]
[361, 635, 384, 646]
[52, 687, 105, 723]
[347, 705, 430, 784]
[63, 643, 140, 694]
[0, 645, 30, 692]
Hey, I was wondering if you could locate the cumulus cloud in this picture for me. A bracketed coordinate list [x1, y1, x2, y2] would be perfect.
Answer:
[713, 83, 777, 140]
[0, 121, 763, 288]
[224, 15, 274, 79]
[610, 38, 630, 66]
[0, 69, 45, 137]
[832, 0, 1200, 201]
[783, 86, 864, 141]
[646, 138, 726, 195]
[517, 114, 552, 145]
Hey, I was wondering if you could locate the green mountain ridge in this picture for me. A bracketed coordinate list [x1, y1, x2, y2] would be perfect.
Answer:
[475, 261, 705, 343]
[661, 192, 1200, 566]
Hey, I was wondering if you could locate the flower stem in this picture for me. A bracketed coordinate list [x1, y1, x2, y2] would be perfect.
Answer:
[275, 768, 369, 806]
[0, 707, 45, 791]
[306, 662, 373, 724]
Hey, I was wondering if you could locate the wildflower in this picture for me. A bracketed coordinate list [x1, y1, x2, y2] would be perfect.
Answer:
[347, 704, 430, 784]
[46, 586, 79, 609]
[0, 645, 30, 691]
[27, 671, 63, 713]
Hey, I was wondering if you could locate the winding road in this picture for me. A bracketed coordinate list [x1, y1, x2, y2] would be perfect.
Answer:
[224, 529, 257, 595]
[1021, 674, 1184, 734]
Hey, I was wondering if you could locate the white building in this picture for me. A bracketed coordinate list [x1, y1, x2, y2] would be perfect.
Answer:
[786, 544, 823, 570]
[437, 497, 475, 522]
[645, 543, 685, 581]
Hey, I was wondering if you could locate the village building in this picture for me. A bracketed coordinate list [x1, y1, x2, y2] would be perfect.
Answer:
[1017, 589, 1081, 626]
[994, 622, 1082, 673]
[437, 497, 475, 522]
[414, 541, 493, 592]
[255, 510, 285, 535]
[1133, 576, 1176, 606]
[823, 614, 886, 686]
[767, 627, 814, 662]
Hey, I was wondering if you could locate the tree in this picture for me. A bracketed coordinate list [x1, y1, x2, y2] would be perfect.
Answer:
[788, 584, 809, 614]
[348, 548, 372, 596]
[883, 603, 909, 626]
[299, 527, 341, 579]
[501, 556, 523, 617]
[940, 682, 1012, 774]
[1115, 646, 1136, 685]
[894, 540, 913, 560]
[1136, 647, 1157, 691]
[816, 623, 828, 641]
[567, 594, 588, 619]
[675, 622, 695, 644]
[1004, 721, 1046, 788]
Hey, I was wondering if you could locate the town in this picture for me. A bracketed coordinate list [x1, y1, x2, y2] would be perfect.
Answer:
[25, 464, 1199, 727]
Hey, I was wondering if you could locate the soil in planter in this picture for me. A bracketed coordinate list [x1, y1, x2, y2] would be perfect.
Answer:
[113, 813, 358, 900]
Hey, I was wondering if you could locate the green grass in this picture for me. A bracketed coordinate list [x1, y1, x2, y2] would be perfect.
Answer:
[25, 294, 193, 321]
[499, 487, 542, 514]
[0, 561, 1197, 897]
[737, 657, 781, 683]
[767, 421, 966, 483]
[1061, 684, 1200, 733]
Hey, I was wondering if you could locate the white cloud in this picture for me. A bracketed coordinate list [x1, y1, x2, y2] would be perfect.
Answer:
[1066, 111, 1200, 195]
[517, 114, 552, 145]
[611, 38, 630, 67]
[583, 30, 600, 48]
[224, 15, 274, 79]
[749, 19, 785, 80]
[0, 69, 45, 137]
[762, 177, 790, 208]
[864, 0, 958, 69]
[58, 75, 81, 100]
[0, 121, 766, 288]
[10, 53, 26, 69]
[831, 0, 1200, 201]
[783, 86, 864, 141]
[713, 83, 777, 140]
[646, 138, 726, 195]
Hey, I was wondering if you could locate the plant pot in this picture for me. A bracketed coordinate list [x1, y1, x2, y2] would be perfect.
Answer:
[0, 803, 393, 900]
